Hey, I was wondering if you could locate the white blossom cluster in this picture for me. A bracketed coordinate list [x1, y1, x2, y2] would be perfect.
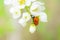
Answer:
[4, 0, 47, 33]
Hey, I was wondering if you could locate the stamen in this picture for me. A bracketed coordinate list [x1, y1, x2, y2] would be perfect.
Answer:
[32, 8, 39, 12]
[16, 12, 18, 14]
[25, 16, 27, 19]
[19, 0, 26, 5]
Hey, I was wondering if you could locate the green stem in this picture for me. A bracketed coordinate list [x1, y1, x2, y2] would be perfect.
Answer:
[25, 6, 34, 24]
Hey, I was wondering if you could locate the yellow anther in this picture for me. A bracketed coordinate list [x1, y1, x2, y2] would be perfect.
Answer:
[19, 0, 26, 5]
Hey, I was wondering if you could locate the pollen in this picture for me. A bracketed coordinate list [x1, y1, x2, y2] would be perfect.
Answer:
[19, 0, 26, 5]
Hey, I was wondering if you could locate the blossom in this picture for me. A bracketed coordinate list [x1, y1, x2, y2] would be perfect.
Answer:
[18, 0, 33, 9]
[4, 0, 21, 19]
[18, 18, 26, 27]
[39, 12, 47, 22]
[4, 0, 48, 34]
[30, 1, 47, 22]
[29, 24, 36, 33]
[9, 7, 21, 19]
[11, 0, 21, 9]
[22, 12, 31, 21]
[4, 0, 36, 9]
[18, 12, 31, 27]
[30, 1, 45, 16]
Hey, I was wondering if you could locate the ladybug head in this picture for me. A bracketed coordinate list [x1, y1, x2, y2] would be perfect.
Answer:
[31, 15, 35, 18]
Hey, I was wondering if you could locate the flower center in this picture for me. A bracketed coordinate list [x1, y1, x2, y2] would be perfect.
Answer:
[19, 0, 26, 5]
[15, 12, 18, 15]
[25, 16, 27, 19]
[32, 8, 39, 12]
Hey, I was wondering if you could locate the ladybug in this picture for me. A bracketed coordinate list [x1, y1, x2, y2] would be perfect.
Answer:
[33, 16, 39, 25]
[31, 15, 39, 26]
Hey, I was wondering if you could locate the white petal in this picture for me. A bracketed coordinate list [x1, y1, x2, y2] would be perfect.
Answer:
[9, 7, 21, 19]
[30, 1, 45, 16]
[39, 12, 47, 22]
[12, 0, 25, 9]
[30, 4, 40, 16]
[22, 12, 31, 22]
[18, 18, 26, 27]
[9, 7, 15, 14]
[29, 24, 36, 33]
[9, 7, 20, 14]
[25, 0, 31, 6]
[40, 6, 45, 11]
[12, 14, 21, 19]
[12, 4, 20, 9]
[4, 0, 12, 5]
[31, 1, 45, 11]
[12, 0, 19, 5]
[12, 13, 21, 19]
[32, 1, 45, 5]
[20, 5, 25, 9]
[12, 0, 20, 9]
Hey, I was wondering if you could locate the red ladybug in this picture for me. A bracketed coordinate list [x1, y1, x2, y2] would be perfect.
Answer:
[33, 16, 39, 26]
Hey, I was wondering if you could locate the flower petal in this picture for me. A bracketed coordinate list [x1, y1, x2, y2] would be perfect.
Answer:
[25, 0, 31, 6]
[39, 12, 47, 22]
[12, 13, 21, 19]
[22, 12, 31, 22]
[4, 0, 12, 5]
[30, 1, 45, 16]
[12, 0, 20, 9]
[18, 18, 26, 27]
[29, 24, 36, 33]
[32, 1, 45, 6]
[9, 7, 21, 19]
[19, 5, 25, 9]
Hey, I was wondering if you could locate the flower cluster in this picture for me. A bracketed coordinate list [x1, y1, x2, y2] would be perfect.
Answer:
[4, 0, 47, 33]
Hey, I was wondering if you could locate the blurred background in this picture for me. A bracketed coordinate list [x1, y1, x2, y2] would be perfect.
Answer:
[0, 0, 60, 40]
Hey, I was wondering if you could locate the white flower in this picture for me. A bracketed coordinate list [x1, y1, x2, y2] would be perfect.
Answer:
[30, 1, 45, 16]
[30, 1, 47, 22]
[9, 7, 21, 19]
[18, 0, 31, 9]
[22, 12, 31, 21]
[39, 12, 47, 22]
[4, 0, 36, 9]
[18, 18, 26, 27]
[29, 24, 36, 33]
[12, 0, 20, 9]
[18, 0, 36, 9]
[18, 12, 31, 27]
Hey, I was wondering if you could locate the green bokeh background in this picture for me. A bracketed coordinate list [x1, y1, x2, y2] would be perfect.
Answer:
[0, 0, 60, 40]
[0, 0, 13, 36]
